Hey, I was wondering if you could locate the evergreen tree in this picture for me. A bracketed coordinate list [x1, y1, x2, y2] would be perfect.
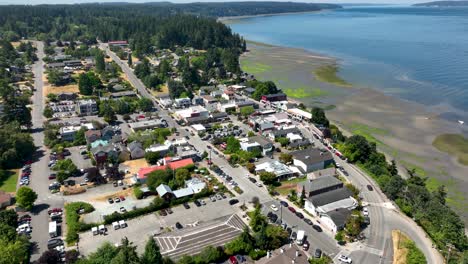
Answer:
[141, 238, 163, 264]
[128, 53, 133, 66]
[95, 51, 105, 73]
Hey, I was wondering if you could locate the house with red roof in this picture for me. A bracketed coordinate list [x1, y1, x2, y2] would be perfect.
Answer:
[136, 157, 194, 183]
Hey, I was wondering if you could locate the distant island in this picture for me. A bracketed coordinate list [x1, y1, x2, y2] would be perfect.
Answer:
[414, 0, 468, 6]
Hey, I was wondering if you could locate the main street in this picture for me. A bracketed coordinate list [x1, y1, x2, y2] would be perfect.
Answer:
[100, 43, 443, 264]
[29, 41, 65, 261]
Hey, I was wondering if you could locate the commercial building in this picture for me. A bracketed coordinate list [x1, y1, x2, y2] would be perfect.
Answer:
[129, 119, 168, 132]
[76, 99, 98, 116]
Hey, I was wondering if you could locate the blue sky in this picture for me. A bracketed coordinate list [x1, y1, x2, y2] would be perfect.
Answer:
[0, 0, 426, 5]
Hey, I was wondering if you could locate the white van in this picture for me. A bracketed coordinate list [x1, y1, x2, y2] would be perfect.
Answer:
[119, 220, 126, 228]
[112, 222, 120, 230]
[296, 230, 305, 245]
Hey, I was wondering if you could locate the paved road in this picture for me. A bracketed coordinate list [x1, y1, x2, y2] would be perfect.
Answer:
[29, 41, 66, 261]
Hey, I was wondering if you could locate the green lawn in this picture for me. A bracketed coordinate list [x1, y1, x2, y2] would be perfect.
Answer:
[313, 64, 352, 87]
[274, 177, 306, 196]
[0, 169, 18, 192]
[432, 133, 468, 165]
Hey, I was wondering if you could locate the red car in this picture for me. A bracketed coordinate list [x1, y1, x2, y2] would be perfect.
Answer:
[21, 172, 30, 176]
[119, 196, 125, 201]
[48, 208, 62, 215]
[48, 174, 56, 180]
[288, 206, 296, 213]
[229, 256, 238, 264]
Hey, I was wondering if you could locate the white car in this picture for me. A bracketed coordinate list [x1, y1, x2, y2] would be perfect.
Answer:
[270, 204, 279, 211]
[338, 255, 352, 263]
[256, 182, 263, 187]
[50, 212, 62, 217]
[363, 207, 369, 216]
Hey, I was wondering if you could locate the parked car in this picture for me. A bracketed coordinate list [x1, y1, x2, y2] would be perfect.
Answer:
[200, 200, 206, 206]
[120, 207, 126, 213]
[291, 232, 297, 240]
[183, 203, 190, 209]
[363, 207, 369, 216]
[108, 198, 114, 204]
[229, 199, 239, 205]
[367, 185, 373, 191]
[255, 182, 263, 187]
[47, 239, 63, 250]
[270, 204, 278, 211]
[210, 195, 216, 202]
[302, 241, 310, 251]
[279, 201, 289, 207]
[194, 200, 201, 207]
[229, 256, 238, 264]
[295, 212, 304, 219]
[338, 255, 352, 263]
[288, 206, 296, 213]
[314, 249, 322, 258]
[248, 177, 257, 183]
[303, 218, 313, 225]
[119, 196, 126, 201]
[114, 197, 120, 203]
[175, 222, 183, 229]
[48, 174, 56, 180]
[159, 209, 167, 216]
[312, 225, 322, 232]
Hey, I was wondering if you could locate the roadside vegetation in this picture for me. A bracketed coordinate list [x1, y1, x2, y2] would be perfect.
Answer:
[64, 202, 95, 245]
[313, 64, 351, 87]
[392, 230, 426, 264]
[432, 133, 468, 165]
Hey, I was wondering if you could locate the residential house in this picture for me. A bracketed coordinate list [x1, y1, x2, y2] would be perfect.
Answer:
[261, 93, 287, 103]
[199, 86, 216, 96]
[243, 87, 256, 97]
[247, 135, 274, 156]
[217, 102, 237, 113]
[174, 97, 192, 108]
[255, 160, 295, 180]
[221, 90, 235, 101]
[320, 208, 353, 233]
[91, 144, 120, 164]
[192, 96, 204, 106]
[201, 95, 218, 105]
[304, 187, 357, 217]
[47, 62, 65, 70]
[309, 168, 337, 180]
[85, 130, 101, 145]
[258, 244, 309, 264]
[101, 126, 120, 141]
[76, 99, 98, 116]
[266, 127, 302, 141]
[176, 146, 200, 161]
[128, 141, 145, 159]
[297, 176, 343, 197]
[291, 148, 334, 174]
[156, 184, 174, 200]
[210, 90, 224, 98]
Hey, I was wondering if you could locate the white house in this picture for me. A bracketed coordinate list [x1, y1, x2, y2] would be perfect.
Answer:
[304, 187, 357, 217]
[291, 148, 334, 174]
[319, 208, 353, 233]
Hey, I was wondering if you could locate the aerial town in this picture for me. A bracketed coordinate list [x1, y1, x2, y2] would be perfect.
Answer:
[0, 3, 466, 264]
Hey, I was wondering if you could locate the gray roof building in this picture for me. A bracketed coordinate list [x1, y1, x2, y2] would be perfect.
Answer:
[308, 187, 353, 207]
[326, 208, 352, 230]
[298, 176, 343, 197]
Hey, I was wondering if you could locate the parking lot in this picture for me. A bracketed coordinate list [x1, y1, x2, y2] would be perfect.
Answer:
[78, 195, 240, 256]
[156, 214, 245, 260]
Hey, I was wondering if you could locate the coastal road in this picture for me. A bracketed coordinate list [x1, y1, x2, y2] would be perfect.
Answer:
[29, 41, 66, 261]
[298, 123, 443, 264]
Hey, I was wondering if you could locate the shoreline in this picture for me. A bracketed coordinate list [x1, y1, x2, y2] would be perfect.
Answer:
[218, 10, 331, 22]
[240, 41, 468, 224]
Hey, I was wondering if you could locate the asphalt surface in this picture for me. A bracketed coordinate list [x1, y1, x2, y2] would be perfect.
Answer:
[99, 42, 443, 264]
[29, 41, 66, 261]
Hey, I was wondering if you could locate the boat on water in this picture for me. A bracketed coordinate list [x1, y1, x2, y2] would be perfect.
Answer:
[458, 120, 464, 125]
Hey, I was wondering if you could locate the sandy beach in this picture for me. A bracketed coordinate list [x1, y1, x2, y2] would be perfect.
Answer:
[240, 42, 468, 224]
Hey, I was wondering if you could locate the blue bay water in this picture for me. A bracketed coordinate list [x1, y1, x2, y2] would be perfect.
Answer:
[229, 6, 468, 119]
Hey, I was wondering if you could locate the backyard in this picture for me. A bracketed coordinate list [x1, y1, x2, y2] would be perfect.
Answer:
[0, 169, 18, 192]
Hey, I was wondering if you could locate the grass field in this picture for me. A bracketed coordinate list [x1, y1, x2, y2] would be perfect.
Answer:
[432, 133, 468, 165]
[275, 177, 306, 196]
[0, 169, 18, 193]
[313, 64, 351, 87]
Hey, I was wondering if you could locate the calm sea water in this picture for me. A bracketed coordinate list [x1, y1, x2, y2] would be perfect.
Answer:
[229, 6, 468, 120]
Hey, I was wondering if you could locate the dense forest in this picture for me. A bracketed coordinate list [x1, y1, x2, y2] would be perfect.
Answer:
[0, 5, 244, 51]
[414, 1, 468, 6]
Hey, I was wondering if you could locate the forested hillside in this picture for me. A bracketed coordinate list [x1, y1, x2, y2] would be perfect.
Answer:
[0, 5, 244, 51]
[414, 1, 468, 6]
